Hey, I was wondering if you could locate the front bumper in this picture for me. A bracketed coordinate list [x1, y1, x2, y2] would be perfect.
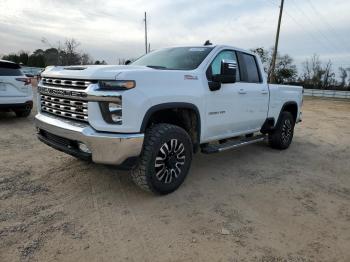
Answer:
[35, 113, 144, 165]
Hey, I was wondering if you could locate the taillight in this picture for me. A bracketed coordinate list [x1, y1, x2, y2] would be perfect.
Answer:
[16, 78, 31, 86]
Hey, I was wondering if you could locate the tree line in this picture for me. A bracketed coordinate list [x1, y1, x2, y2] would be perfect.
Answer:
[251, 47, 350, 90]
[2, 39, 349, 90]
[1, 38, 106, 68]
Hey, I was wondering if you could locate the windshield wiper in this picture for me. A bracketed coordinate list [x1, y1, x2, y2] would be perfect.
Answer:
[146, 65, 168, 70]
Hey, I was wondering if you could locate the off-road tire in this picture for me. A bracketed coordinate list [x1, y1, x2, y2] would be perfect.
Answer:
[15, 108, 31, 118]
[131, 123, 192, 195]
[268, 111, 295, 150]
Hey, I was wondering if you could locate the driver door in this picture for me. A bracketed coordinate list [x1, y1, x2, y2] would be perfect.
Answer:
[204, 50, 247, 141]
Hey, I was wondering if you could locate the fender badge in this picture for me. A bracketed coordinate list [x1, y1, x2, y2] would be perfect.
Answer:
[184, 75, 198, 80]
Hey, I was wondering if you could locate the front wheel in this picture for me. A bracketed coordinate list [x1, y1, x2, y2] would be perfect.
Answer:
[131, 124, 192, 195]
[268, 111, 295, 150]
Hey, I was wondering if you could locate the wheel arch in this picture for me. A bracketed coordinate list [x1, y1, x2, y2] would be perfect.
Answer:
[270, 101, 298, 130]
[279, 101, 298, 124]
[140, 102, 201, 153]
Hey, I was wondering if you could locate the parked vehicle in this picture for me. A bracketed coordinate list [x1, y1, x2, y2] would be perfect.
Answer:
[34, 45, 303, 194]
[0, 60, 33, 117]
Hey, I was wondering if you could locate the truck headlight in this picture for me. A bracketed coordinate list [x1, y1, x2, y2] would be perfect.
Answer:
[98, 80, 135, 91]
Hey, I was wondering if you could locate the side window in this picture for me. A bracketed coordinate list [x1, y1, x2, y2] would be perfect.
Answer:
[207, 50, 240, 81]
[240, 53, 260, 83]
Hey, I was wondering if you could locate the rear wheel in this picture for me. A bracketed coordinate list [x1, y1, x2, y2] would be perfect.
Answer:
[131, 123, 192, 194]
[268, 111, 295, 150]
[14, 108, 31, 118]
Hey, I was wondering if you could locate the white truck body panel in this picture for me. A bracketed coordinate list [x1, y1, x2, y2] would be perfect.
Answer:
[35, 45, 303, 166]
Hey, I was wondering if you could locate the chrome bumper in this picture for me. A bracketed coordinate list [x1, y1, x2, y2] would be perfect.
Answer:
[35, 113, 144, 165]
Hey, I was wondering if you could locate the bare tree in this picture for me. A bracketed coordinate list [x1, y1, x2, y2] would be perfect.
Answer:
[81, 53, 93, 65]
[339, 67, 348, 88]
[302, 55, 336, 89]
[62, 38, 81, 65]
[322, 61, 335, 89]
[302, 54, 322, 88]
[41, 37, 92, 66]
[346, 68, 350, 87]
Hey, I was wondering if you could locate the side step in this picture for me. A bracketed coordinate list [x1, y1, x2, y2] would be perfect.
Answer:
[201, 134, 267, 154]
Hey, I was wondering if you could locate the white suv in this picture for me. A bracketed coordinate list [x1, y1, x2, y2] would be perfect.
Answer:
[0, 60, 33, 117]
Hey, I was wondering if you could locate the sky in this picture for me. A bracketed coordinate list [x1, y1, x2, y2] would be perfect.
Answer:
[0, 0, 349, 74]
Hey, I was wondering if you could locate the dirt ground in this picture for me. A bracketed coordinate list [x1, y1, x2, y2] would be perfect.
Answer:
[0, 97, 349, 262]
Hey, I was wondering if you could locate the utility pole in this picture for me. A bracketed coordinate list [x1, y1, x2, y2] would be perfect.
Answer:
[144, 12, 148, 54]
[269, 0, 284, 83]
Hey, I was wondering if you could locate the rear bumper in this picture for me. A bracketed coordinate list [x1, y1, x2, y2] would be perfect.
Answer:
[0, 94, 33, 105]
[0, 100, 33, 110]
[35, 113, 144, 165]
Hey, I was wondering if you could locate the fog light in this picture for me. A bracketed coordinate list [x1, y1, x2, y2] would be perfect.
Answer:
[108, 103, 122, 123]
[78, 142, 91, 154]
[111, 114, 122, 122]
[99, 101, 122, 124]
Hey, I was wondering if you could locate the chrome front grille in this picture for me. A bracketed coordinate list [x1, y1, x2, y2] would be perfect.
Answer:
[40, 94, 88, 122]
[41, 77, 93, 90]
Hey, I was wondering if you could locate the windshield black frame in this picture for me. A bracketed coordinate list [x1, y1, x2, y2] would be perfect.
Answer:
[131, 47, 214, 70]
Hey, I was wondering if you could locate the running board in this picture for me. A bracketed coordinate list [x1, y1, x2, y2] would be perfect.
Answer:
[201, 134, 267, 154]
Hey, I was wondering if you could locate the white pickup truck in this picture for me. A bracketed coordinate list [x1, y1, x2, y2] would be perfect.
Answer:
[35, 45, 303, 194]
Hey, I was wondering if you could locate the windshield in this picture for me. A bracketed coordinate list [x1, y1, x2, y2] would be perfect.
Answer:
[131, 47, 214, 70]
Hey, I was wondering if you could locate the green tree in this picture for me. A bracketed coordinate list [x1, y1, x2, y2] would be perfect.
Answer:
[2, 53, 20, 64]
[44, 48, 59, 66]
[274, 54, 298, 84]
[18, 51, 29, 65]
[28, 53, 45, 67]
[251, 47, 297, 84]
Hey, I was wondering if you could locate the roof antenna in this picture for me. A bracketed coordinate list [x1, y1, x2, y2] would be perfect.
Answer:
[204, 40, 212, 46]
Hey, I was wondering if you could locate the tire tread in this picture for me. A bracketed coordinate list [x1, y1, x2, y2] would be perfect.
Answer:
[131, 123, 190, 194]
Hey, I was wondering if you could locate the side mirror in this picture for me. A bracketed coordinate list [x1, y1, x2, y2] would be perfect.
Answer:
[125, 60, 131, 65]
[212, 60, 237, 84]
[25, 73, 34, 78]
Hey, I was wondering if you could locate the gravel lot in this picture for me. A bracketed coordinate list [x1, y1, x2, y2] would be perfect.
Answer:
[0, 97, 349, 262]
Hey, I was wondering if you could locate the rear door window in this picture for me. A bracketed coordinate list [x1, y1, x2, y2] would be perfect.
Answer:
[0, 62, 23, 76]
[238, 53, 261, 83]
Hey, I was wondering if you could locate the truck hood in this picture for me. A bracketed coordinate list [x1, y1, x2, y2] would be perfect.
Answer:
[41, 65, 153, 80]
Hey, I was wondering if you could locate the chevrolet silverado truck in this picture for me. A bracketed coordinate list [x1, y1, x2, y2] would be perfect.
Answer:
[35, 45, 303, 194]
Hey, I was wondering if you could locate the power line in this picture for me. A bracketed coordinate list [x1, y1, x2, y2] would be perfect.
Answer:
[265, 0, 350, 66]
[288, 0, 347, 56]
[305, 0, 349, 52]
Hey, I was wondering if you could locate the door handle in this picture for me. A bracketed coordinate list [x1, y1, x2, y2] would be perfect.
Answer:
[261, 90, 268, 94]
[238, 89, 247, 94]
